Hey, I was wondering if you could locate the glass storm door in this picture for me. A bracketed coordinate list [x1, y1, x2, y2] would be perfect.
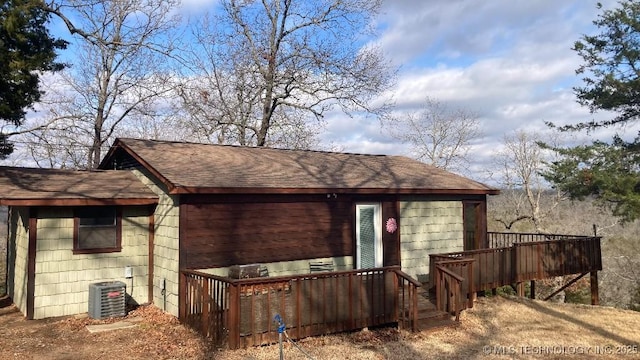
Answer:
[356, 204, 382, 269]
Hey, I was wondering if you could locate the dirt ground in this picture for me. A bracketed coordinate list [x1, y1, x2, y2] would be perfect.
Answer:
[0, 296, 209, 360]
[1, 295, 639, 360]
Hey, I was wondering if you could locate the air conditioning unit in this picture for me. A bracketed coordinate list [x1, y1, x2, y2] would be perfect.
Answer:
[88, 281, 126, 319]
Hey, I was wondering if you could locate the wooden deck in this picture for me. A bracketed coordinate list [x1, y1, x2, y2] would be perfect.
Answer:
[429, 234, 602, 299]
[180, 266, 423, 349]
[179, 233, 603, 349]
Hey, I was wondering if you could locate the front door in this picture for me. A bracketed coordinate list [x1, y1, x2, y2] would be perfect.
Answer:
[356, 203, 382, 268]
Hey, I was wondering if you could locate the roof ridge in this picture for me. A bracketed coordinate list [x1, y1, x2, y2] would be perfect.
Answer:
[116, 137, 393, 158]
[0, 165, 113, 173]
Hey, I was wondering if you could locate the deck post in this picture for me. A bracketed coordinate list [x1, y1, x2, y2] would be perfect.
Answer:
[296, 278, 302, 339]
[178, 272, 186, 320]
[435, 271, 442, 310]
[530, 280, 536, 300]
[590, 271, 599, 305]
[412, 282, 418, 332]
[393, 271, 399, 326]
[202, 279, 209, 337]
[228, 284, 240, 350]
[467, 261, 475, 308]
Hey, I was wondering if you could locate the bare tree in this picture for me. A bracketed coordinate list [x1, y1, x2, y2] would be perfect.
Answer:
[386, 97, 481, 172]
[178, 0, 394, 148]
[489, 130, 571, 302]
[20, 0, 181, 169]
[491, 130, 566, 233]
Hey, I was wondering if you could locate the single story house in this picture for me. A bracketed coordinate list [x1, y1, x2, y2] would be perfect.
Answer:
[3, 138, 498, 320]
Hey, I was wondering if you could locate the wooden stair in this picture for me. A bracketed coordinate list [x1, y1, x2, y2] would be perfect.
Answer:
[399, 287, 459, 332]
[415, 291, 458, 332]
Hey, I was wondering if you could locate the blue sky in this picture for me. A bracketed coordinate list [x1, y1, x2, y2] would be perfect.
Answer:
[13, 0, 635, 181]
[313, 0, 630, 180]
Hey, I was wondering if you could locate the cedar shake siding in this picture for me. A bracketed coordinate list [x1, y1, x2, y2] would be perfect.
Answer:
[130, 168, 180, 316]
[6, 207, 30, 315]
[6, 206, 152, 319]
[32, 207, 150, 319]
[0, 166, 158, 319]
[399, 200, 464, 282]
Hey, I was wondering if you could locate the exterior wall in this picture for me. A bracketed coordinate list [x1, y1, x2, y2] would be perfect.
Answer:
[180, 200, 352, 269]
[7, 207, 30, 315]
[199, 256, 353, 277]
[32, 207, 149, 319]
[399, 200, 464, 282]
[132, 169, 180, 316]
[381, 201, 401, 267]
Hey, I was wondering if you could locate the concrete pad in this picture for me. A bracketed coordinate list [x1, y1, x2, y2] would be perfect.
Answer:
[86, 321, 137, 333]
[125, 316, 145, 323]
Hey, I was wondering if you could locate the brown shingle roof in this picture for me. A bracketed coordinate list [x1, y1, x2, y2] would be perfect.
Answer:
[0, 166, 158, 206]
[102, 138, 498, 195]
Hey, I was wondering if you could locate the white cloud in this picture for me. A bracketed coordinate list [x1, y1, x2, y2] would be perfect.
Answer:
[318, 0, 635, 182]
[374, 0, 595, 64]
[9, 0, 634, 180]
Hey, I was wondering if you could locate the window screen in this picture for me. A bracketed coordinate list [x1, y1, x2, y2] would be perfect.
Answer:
[359, 206, 376, 268]
[75, 207, 120, 253]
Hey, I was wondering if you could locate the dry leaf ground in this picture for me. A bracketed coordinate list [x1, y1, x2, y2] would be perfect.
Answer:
[1, 295, 639, 360]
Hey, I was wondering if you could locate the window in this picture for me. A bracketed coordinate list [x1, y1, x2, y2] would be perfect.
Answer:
[74, 207, 122, 254]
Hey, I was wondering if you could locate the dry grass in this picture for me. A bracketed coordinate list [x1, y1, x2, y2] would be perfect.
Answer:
[1, 295, 640, 359]
[217, 296, 640, 360]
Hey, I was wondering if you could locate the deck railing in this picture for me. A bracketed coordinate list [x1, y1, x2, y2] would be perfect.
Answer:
[487, 232, 592, 249]
[180, 271, 231, 344]
[180, 266, 420, 349]
[430, 236, 602, 294]
[395, 269, 422, 331]
[512, 237, 602, 281]
[434, 258, 474, 320]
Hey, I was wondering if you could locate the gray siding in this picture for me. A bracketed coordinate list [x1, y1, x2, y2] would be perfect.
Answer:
[400, 201, 463, 282]
[7, 207, 29, 315]
[32, 207, 149, 319]
[132, 168, 180, 316]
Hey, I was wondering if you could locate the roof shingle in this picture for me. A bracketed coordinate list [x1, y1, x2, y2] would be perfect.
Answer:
[103, 138, 498, 195]
[0, 166, 158, 206]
